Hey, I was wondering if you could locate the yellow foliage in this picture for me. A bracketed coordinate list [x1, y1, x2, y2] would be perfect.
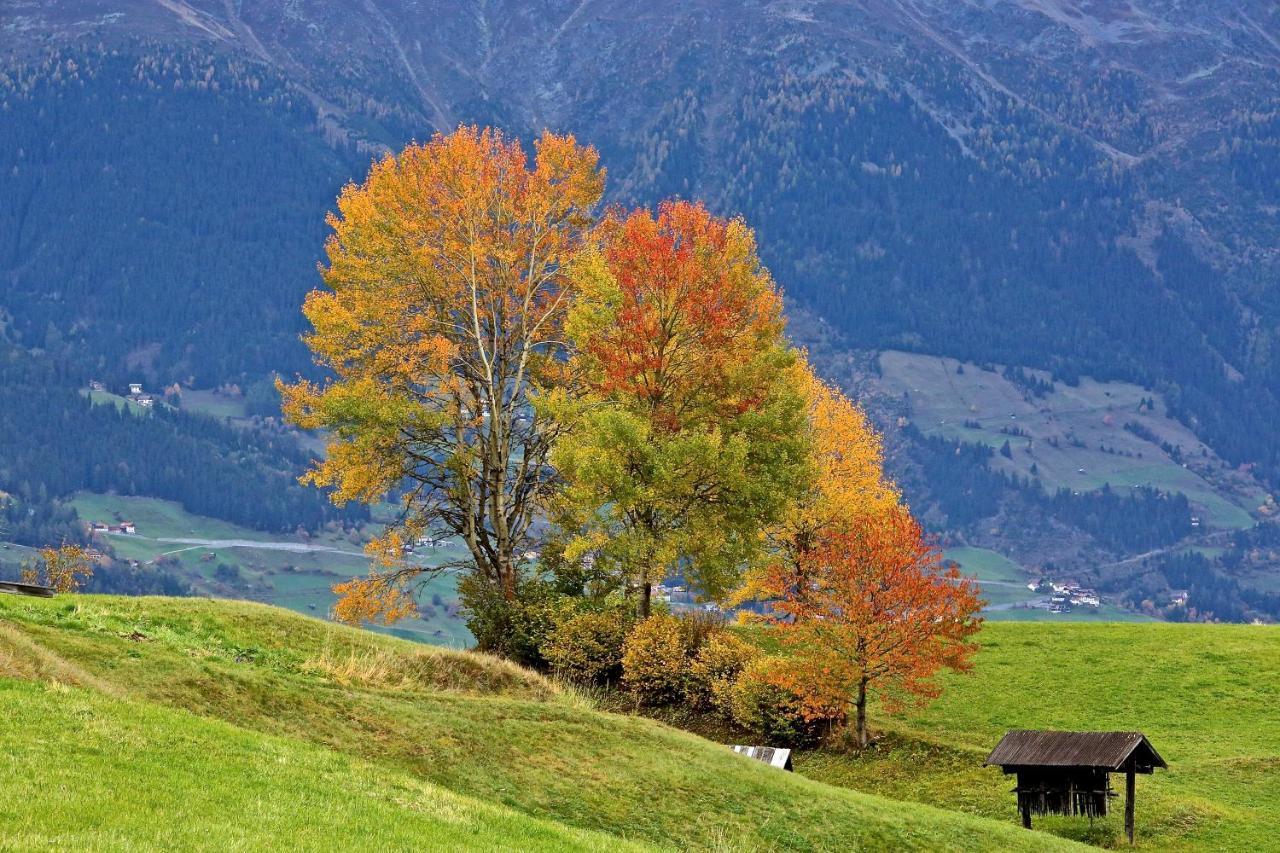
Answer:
[21, 545, 94, 593]
[785, 355, 900, 539]
[737, 355, 900, 605]
[279, 126, 606, 621]
[621, 614, 690, 706]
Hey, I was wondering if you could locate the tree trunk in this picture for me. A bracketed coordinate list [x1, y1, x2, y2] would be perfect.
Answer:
[855, 677, 869, 749]
[640, 581, 652, 618]
[498, 553, 517, 601]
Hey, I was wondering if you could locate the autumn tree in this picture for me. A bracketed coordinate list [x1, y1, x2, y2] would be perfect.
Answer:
[551, 201, 810, 616]
[739, 357, 901, 606]
[280, 127, 605, 628]
[22, 544, 94, 593]
[758, 507, 983, 748]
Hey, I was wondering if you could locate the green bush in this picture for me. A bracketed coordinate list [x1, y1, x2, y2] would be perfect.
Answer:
[688, 632, 760, 715]
[541, 608, 632, 685]
[621, 614, 692, 706]
[728, 657, 842, 747]
[458, 575, 562, 667]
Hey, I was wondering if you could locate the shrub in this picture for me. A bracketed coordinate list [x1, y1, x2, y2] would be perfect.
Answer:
[459, 575, 564, 667]
[621, 614, 691, 706]
[728, 657, 843, 747]
[541, 608, 632, 685]
[688, 632, 760, 714]
[676, 609, 724, 655]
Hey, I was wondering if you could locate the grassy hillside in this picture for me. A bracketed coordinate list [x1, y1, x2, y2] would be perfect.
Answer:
[796, 622, 1280, 849]
[0, 595, 1075, 851]
[0, 680, 634, 851]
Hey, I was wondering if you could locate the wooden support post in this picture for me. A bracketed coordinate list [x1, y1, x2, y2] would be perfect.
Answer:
[1021, 799, 1032, 830]
[1124, 767, 1136, 845]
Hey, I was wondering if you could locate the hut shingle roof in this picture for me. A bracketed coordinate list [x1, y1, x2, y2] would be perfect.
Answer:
[985, 730, 1167, 771]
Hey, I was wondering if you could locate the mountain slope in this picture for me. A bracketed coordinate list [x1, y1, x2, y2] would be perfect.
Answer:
[0, 594, 1078, 851]
[4, 2, 1280, 606]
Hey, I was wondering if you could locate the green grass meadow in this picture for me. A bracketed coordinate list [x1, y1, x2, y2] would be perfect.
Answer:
[797, 621, 1280, 849]
[0, 679, 633, 852]
[0, 594, 1080, 851]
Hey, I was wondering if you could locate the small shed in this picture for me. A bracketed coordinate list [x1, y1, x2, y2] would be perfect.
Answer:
[985, 730, 1166, 844]
[729, 745, 793, 771]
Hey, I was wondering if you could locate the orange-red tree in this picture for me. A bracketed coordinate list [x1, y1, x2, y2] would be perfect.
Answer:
[280, 127, 605, 626]
[758, 507, 983, 747]
[551, 200, 810, 616]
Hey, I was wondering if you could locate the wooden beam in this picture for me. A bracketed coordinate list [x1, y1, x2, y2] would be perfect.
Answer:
[1125, 766, 1136, 844]
[1021, 798, 1032, 830]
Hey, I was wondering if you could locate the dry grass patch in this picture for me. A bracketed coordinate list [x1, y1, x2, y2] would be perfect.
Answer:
[303, 641, 561, 702]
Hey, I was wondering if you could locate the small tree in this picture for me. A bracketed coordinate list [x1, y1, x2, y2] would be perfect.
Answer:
[759, 508, 983, 748]
[22, 544, 94, 593]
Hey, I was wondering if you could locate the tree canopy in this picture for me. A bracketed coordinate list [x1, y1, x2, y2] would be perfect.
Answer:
[550, 201, 811, 615]
[281, 127, 605, 619]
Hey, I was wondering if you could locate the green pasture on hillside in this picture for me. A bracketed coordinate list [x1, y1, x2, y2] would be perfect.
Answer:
[0, 595, 1076, 852]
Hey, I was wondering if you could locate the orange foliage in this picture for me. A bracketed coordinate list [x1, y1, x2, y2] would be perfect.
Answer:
[279, 126, 605, 621]
[331, 572, 420, 626]
[584, 200, 788, 430]
[758, 507, 983, 747]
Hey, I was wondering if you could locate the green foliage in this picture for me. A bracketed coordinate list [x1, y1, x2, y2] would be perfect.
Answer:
[621, 614, 691, 706]
[457, 574, 562, 665]
[552, 395, 811, 606]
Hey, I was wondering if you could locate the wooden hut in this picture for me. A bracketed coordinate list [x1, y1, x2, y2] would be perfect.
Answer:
[985, 730, 1166, 844]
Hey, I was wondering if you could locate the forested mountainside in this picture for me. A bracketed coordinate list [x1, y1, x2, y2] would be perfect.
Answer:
[3, 1, 1280, 617]
[0, 346, 367, 545]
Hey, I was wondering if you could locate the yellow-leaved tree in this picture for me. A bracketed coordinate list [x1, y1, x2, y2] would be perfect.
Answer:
[22, 544, 94, 593]
[737, 356, 900, 605]
[280, 127, 605, 630]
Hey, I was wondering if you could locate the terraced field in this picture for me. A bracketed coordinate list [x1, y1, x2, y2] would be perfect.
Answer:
[875, 351, 1268, 530]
